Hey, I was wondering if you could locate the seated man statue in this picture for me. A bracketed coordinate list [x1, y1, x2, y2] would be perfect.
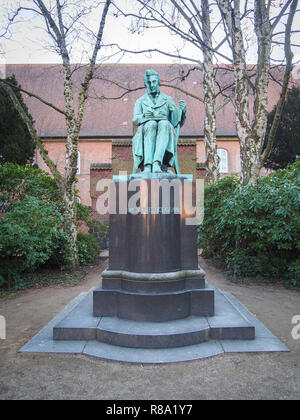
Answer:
[132, 69, 187, 174]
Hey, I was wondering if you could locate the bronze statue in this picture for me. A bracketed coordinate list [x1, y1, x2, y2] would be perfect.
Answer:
[132, 69, 187, 174]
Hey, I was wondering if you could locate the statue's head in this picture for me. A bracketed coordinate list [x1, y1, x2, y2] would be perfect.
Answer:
[144, 69, 160, 94]
[144, 69, 160, 86]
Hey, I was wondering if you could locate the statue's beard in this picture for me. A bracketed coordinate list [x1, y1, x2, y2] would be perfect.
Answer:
[147, 87, 160, 96]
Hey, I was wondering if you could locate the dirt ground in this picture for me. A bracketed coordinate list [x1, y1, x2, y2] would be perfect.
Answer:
[0, 256, 299, 400]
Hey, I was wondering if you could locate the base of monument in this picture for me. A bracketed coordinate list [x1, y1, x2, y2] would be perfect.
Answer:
[19, 284, 289, 363]
[53, 283, 255, 349]
[93, 268, 213, 321]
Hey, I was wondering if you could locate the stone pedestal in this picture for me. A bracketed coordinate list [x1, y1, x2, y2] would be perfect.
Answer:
[53, 173, 256, 352]
[93, 273, 215, 321]
[108, 174, 198, 273]
[93, 173, 214, 325]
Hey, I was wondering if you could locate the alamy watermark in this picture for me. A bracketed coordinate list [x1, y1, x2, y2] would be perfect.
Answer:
[291, 315, 300, 340]
[94, 172, 204, 226]
[0, 315, 6, 340]
[0, 55, 6, 79]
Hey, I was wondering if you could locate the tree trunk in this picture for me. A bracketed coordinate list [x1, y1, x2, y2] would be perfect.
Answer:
[60, 183, 78, 270]
[201, 0, 220, 185]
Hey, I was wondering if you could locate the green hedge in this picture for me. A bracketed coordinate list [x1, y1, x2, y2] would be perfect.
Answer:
[198, 160, 300, 287]
[77, 232, 100, 266]
[0, 195, 67, 289]
[0, 163, 100, 291]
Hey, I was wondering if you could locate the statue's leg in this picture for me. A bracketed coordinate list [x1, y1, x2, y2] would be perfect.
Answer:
[153, 120, 172, 172]
[143, 120, 157, 172]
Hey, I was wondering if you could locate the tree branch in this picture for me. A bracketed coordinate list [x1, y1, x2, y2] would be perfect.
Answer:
[0, 79, 68, 117]
[76, 0, 111, 134]
[270, 0, 293, 31]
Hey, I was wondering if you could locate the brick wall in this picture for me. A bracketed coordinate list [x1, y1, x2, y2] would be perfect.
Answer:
[111, 139, 197, 177]
[112, 140, 134, 175]
[90, 163, 112, 221]
[196, 162, 206, 179]
[177, 140, 197, 177]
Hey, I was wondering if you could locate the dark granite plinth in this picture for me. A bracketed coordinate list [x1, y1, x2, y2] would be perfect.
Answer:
[108, 175, 198, 273]
[101, 267, 205, 292]
[94, 174, 213, 324]
[93, 285, 214, 321]
[52, 287, 256, 350]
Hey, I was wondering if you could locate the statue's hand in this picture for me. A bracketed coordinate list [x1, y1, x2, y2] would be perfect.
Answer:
[178, 100, 186, 111]
[144, 109, 154, 118]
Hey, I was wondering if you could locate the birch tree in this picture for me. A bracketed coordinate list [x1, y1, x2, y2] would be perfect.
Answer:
[0, 0, 112, 268]
[217, 0, 298, 185]
[200, 0, 219, 185]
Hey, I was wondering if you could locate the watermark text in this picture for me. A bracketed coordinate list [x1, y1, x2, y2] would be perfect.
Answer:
[291, 315, 300, 340]
[0, 315, 6, 340]
[95, 172, 204, 225]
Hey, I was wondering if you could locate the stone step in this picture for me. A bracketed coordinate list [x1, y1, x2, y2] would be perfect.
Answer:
[96, 316, 211, 348]
[93, 286, 215, 321]
[53, 286, 255, 349]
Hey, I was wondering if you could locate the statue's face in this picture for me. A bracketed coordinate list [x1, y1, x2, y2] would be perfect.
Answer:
[146, 75, 159, 94]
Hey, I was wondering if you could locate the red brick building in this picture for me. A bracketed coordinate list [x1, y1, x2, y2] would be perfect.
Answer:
[5, 63, 299, 209]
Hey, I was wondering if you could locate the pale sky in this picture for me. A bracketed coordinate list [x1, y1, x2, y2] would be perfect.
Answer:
[0, 0, 199, 65]
[0, 0, 299, 66]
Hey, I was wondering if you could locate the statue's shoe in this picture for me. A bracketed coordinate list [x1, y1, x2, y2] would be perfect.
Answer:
[143, 165, 152, 173]
[152, 162, 162, 173]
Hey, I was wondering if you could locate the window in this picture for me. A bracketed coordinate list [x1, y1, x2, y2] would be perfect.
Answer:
[77, 151, 81, 175]
[217, 149, 228, 173]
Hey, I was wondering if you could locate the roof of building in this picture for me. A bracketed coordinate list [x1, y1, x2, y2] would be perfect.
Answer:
[5, 63, 300, 138]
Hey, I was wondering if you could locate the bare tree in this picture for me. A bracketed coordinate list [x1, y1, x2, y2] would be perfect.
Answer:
[0, 0, 112, 268]
[111, 0, 237, 184]
[217, 0, 298, 185]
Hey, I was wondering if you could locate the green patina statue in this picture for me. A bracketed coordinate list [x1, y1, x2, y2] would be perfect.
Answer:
[132, 69, 187, 174]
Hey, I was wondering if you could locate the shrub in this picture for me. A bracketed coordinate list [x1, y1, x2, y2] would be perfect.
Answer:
[285, 257, 300, 288]
[0, 163, 98, 290]
[198, 175, 239, 258]
[0, 162, 97, 265]
[198, 160, 300, 287]
[87, 219, 109, 248]
[0, 196, 66, 289]
[0, 162, 61, 210]
[77, 232, 100, 266]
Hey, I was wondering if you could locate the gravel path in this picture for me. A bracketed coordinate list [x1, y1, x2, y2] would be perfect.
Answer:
[0, 257, 299, 400]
